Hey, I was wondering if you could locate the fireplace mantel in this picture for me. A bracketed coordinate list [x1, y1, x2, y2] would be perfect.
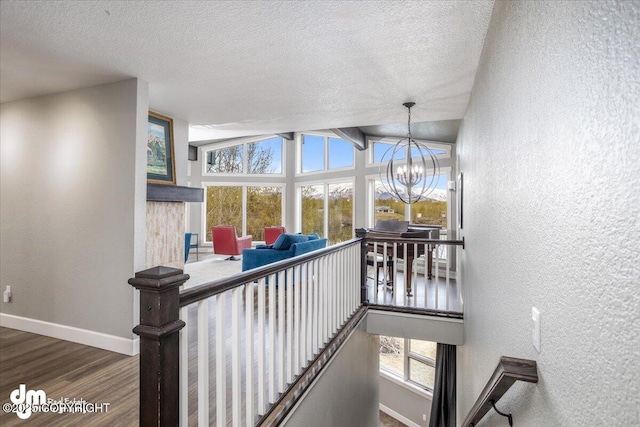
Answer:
[147, 184, 203, 203]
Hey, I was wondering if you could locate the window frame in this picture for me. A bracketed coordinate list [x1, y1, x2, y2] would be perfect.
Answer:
[379, 336, 436, 393]
[296, 177, 356, 243]
[297, 131, 356, 176]
[201, 135, 285, 177]
[202, 181, 286, 243]
[366, 136, 451, 168]
[366, 167, 452, 229]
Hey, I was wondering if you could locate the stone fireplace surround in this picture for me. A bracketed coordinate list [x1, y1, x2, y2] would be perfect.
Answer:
[145, 184, 203, 269]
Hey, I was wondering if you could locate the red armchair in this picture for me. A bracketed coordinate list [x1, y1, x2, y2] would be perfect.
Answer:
[211, 226, 252, 260]
[264, 226, 286, 245]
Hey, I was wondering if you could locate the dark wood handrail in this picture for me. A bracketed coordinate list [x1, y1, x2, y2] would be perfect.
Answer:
[461, 356, 538, 427]
[179, 238, 361, 307]
[366, 236, 465, 246]
[365, 303, 463, 320]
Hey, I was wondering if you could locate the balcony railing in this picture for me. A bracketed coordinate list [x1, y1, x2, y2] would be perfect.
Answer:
[129, 233, 464, 426]
[358, 229, 464, 316]
[130, 239, 362, 426]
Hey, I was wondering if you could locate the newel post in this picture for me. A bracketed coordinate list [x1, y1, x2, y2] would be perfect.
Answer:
[355, 228, 368, 304]
[129, 266, 189, 427]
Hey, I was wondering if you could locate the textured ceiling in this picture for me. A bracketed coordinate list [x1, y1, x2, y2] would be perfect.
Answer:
[0, 0, 493, 141]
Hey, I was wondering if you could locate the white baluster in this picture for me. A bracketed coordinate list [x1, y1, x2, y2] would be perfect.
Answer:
[180, 306, 188, 427]
[294, 264, 301, 375]
[392, 242, 398, 306]
[257, 278, 266, 415]
[268, 274, 276, 403]
[215, 295, 225, 426]
[434, 243, 440, 311]
[286, 268, 293, 384]
[278, 270, 285, 392]
[232, 287, 241, 427]
[301, 262, 308, 368]
[245, 283, 254, 426]
[197, 300, 209, 426]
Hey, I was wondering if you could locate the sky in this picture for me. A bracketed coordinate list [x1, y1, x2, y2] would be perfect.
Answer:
[302, 135, 354, 172]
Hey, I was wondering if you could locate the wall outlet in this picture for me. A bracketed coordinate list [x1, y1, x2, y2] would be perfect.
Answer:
[532, 307, 541, 352]
[422, 414, 427, 421]
[3, 286, 11, 303]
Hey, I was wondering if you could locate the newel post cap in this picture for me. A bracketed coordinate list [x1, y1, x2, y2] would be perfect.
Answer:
[128, 266, 190, 291]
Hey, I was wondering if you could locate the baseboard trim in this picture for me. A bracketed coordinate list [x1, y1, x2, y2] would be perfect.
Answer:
[0, 313, 139, 356]
[380, 404, 423, 427]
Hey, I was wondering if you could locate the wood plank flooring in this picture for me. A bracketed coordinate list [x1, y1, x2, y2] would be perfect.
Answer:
[0, 324, 396, 427]
[0, 327, 138, 426]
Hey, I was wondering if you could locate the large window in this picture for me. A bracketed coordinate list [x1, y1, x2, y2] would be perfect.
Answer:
[300, 184, 324, 235]
[205, 186, 243, 233]
[299, 181, 354, 244]
[204, 136, 283, 175]
[410, 174, 448, 227]
[205, 184, 283, 242]
[370, 139, 449, 165]
[380, 336, 437, 391]
[300, 133, 354, 174]
[369, 173, 449, 228]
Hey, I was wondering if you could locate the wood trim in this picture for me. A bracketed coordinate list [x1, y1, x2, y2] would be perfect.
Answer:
[365, 303, 463, 320]
[461, 356, 538, 427]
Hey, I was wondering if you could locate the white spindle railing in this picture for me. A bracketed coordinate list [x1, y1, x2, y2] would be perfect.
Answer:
[365, 237, 463, 313]
[179, 241, 361, 426]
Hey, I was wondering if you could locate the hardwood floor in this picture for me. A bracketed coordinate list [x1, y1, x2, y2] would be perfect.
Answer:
[0, 327, 138, 426]
[1, 325, 397, 427]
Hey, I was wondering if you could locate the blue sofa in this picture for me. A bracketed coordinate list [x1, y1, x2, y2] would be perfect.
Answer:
[242, 233, 328, 272]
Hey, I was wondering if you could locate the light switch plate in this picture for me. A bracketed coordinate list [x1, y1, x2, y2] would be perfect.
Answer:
[532, 307, 541, 352]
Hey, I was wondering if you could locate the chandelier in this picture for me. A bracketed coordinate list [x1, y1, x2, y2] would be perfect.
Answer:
[379, 102, 441, 204]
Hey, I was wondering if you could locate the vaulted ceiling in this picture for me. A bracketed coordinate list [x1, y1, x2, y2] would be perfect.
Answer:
[0, 0, 494, 142]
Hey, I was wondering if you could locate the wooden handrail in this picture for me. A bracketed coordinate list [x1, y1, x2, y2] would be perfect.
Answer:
[461, 356, 538, 427]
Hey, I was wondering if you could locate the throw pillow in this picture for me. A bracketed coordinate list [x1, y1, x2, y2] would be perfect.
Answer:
[255, 244, 273, 249]
[273, 233, 308, 250]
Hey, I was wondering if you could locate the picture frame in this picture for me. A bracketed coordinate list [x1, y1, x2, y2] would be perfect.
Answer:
[147, 111, 176, 185]
[457, 172, 463, 229]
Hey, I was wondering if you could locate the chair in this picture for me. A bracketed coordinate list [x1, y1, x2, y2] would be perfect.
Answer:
[366, 220, 407, 289]
[367, 252, 394, 287]
[264, 226, 286, 245]
[211, 226, 252, 261]
[184, 232, 199, 262]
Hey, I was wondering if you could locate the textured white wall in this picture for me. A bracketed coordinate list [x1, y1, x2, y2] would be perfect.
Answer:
[456, 1, 639, 425]
[282, 321, 380, 427]
[0, 79, 147, 339]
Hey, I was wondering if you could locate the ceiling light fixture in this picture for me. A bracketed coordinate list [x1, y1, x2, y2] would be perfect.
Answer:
[379, 102, 441, 204]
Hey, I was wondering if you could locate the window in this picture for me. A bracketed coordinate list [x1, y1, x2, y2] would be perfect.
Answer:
[205, 184, 283, 242]
[206, 145, 243, 173]
[299, 180, 354, 244]
[300, 133, 354, 174]
[204, 136, 283, 175]
[328, 182, 353, 243]
[368, 171, 450, 229]
[371, 178, 406, 224]
[246, 186, 283, 238]
[380, 336, 436, 391]
[409, 174, 448, 227]
[370, 139, 449, 166]
[205, 186, 243, 233]
[300, 184, 324, 235]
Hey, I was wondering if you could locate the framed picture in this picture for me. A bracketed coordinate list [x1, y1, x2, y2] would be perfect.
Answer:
[147, 111, 176, 185]
[457, 172, 463, 229]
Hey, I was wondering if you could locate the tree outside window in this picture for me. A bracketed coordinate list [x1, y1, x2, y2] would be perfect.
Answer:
[379, 335, 436, 391]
